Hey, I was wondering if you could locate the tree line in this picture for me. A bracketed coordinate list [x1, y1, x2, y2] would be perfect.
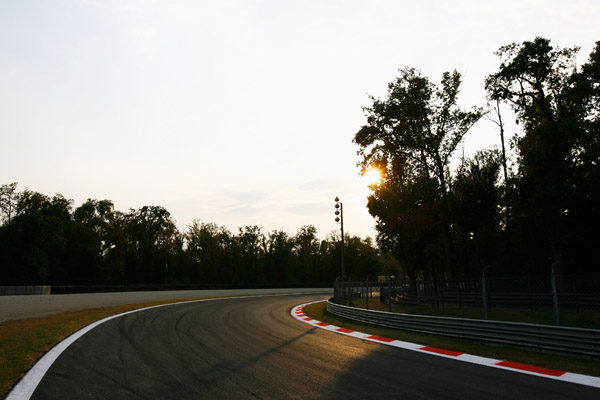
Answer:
[0, 185, 399, 286]
[355, 37, 600, 282]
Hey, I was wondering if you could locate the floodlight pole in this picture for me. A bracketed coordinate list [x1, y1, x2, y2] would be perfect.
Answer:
[334, 197, 345, 282]
[340, 203, 345, 281]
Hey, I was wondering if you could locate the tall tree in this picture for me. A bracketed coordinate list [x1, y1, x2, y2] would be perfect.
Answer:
[125, 206, 177, 283]
[264, 230, 295, 283]
[233, 225, 265, 283]
[186, 221, 232, 283]
[451, 150, 502, 278]
[294, 225, 320, 281]
[485, 37, 597, 273]
[0, 182, 18, 225]
[355, 67, 483, 276]
[68, 199, 115, 284]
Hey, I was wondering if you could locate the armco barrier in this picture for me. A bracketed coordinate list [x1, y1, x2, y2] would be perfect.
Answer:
[326, 298, 600, 359]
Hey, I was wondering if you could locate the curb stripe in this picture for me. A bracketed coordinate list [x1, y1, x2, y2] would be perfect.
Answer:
[291, 301, 600, 389]
[367, 335, 395, 343]
[495, 361, 565, 377]
[420, 346, 463, 357]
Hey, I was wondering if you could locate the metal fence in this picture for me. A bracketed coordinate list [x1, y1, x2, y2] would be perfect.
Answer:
[333, 274, 600, 325]
[327, 299, 600, 359]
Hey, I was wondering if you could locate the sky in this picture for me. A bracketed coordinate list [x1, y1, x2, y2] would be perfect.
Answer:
[1, 0, 599, 240]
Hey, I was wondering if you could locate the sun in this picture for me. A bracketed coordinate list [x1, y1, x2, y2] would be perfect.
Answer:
[364, 167, 383, 185]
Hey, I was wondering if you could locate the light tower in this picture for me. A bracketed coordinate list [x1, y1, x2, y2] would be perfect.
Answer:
[334, 196, 344, 281]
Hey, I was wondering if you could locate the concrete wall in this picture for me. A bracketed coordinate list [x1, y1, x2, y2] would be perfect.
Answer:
[0, 286, 51, 295]
[0, 287, 332, 322]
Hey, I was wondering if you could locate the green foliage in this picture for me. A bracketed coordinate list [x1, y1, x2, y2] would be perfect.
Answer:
[0, 187, 390, 285]
[357, 37, 599, 281]
[485, 37, 600, 274]
[355, 67, 483, 279]
[451, 150, 502, 277]
[0, 182, 18, 224]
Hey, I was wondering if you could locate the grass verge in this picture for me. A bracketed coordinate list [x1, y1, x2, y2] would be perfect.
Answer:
[0, 295, 249, 398]
[302, 301, 600, 378]
[347, 298, 600, 329]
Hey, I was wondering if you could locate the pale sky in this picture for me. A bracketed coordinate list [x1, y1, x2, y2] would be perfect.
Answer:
[1, 0, 599, 239]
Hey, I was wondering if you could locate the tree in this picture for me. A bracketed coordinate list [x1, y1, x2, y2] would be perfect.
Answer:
[68, 199, 115, 284]
[0, 191, 72, 284]
[451, 150, 502, 277]
[264, 230, 295, 283]
[355, 67, 483, 276]
[567, 41, 600, 273]
[0, 183, 389, 285]
[485, 37, 598, 273]
[124, 206, 178, 283]
[186, 221, 232, 283]
[294, 225, 320, 281]
[0, 182, 18, 225]
[368, 170, 442, 281]
[486, 100, 512, 230]
[233, 225, 265, 283]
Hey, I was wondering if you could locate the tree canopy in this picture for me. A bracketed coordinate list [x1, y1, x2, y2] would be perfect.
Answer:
[356, 37, 599, 281]
[355, 68, 483, 279]
[0, 184, 398, 286]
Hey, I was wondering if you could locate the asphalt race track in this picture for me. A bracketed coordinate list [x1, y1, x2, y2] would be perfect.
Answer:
[27, 294, 600, 399]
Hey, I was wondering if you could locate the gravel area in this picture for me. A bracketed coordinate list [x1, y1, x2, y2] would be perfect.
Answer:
[0, 288, 331, 322]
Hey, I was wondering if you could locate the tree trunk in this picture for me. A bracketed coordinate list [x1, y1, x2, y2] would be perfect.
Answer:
[436, 157, 454, 278]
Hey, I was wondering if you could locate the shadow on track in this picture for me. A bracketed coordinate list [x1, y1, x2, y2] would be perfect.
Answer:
[317, 343, 600, 400]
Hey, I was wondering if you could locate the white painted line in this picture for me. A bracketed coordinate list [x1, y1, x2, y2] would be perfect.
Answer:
[457, 353, 502, 365]
[7, 292, 328, 400]
[291, 301, 600, 389]
[7, 303, 170, 400]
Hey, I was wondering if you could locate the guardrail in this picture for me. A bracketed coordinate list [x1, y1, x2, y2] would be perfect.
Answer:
[326, 298, 600, 359]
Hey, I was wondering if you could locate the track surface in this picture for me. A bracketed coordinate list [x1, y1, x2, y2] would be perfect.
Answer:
[29, 294, 600, 399]
[0, 288, 329, 322]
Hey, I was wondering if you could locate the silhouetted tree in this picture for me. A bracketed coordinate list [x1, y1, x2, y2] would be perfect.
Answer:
[486, 37, 600, 274]
[451, 150, 502, 278]
[355, 67, 483, 277]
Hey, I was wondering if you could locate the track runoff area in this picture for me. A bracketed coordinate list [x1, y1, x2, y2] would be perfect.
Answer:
[291, 301, 600, 389]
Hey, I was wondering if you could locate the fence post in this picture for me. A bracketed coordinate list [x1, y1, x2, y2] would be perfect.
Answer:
[574, 278, 580, 314]
[334, 277, 339, 303]
[388, 277, 392, 312]
[360, 281, 363, 306]
[551, 262, 560, 326]
[482, 266, 489, 320]
[366, 279, 369, 310]
[416, 279, 423, 315]
[527, 278, 533, 311]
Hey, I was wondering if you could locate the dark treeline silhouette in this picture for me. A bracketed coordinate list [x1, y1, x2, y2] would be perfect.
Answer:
[2, 37, 597, 288]
[0, 186, 400, 286]
[355, 37, 600, 282]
